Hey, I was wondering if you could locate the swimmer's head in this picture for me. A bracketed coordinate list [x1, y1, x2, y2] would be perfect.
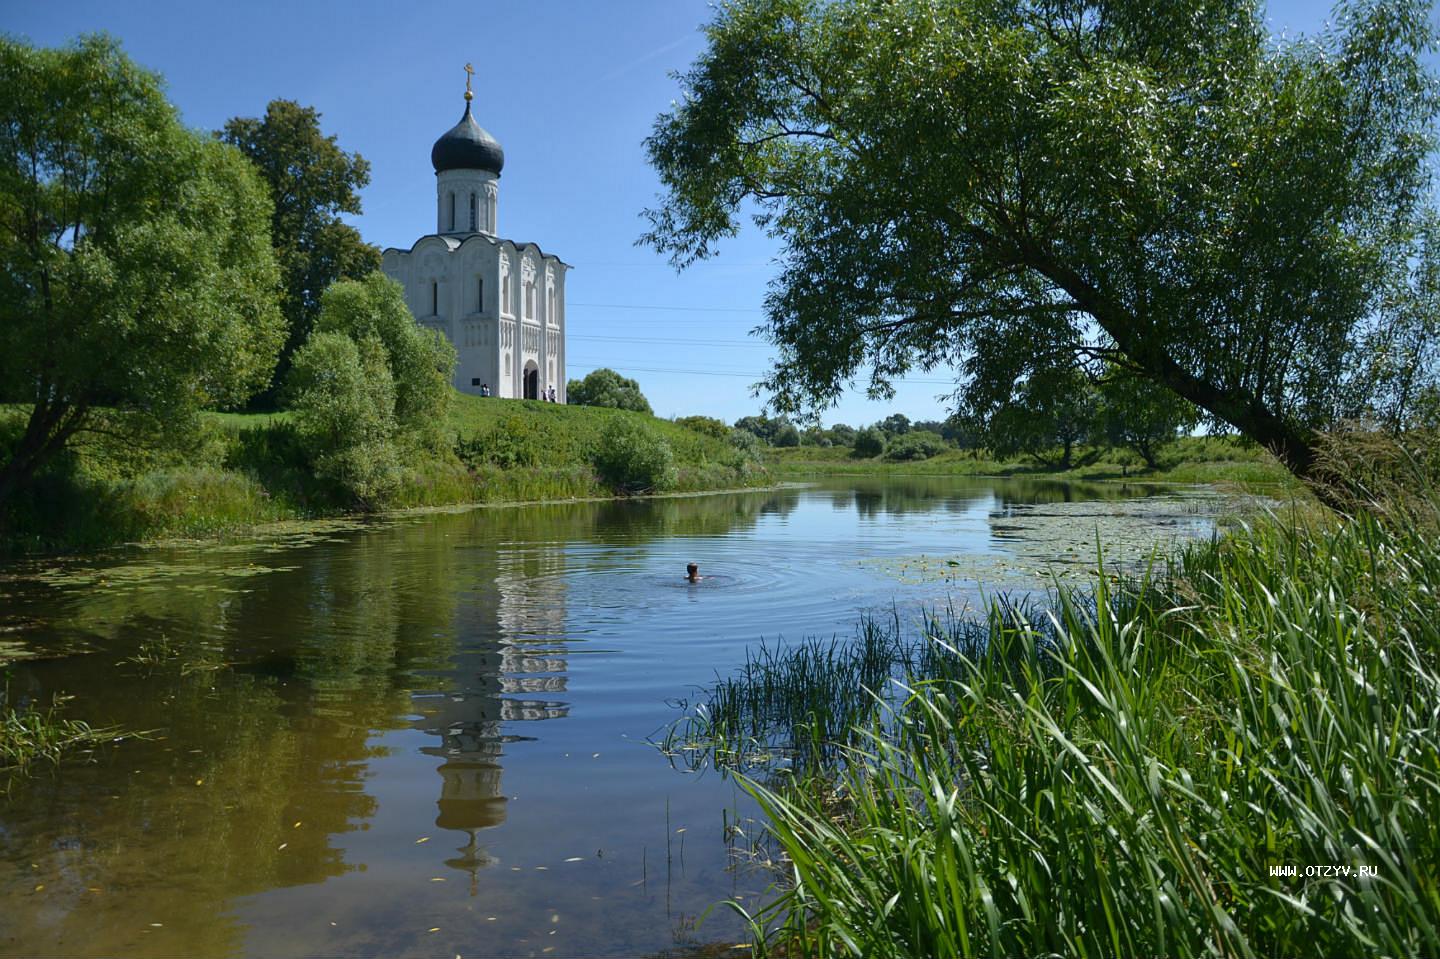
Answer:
[686, 562, 700, 582]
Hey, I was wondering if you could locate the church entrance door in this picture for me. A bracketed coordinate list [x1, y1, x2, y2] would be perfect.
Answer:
[523, 363, 539, 400]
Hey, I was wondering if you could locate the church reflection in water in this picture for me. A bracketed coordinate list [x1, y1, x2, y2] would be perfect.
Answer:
[409, 541, 571, 889]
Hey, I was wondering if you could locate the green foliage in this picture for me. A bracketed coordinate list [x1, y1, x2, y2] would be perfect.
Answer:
[691, 508, 1440, 958]
[221, 99, 381, 402]
[455, 413, 546, 469]
[674, 414, 731, 440]
[284, 274, 456, 506]
[1100, 370, 1200, 467]
[877, 413, 910, 436]
[851, 427, 886, 458]
[567, 368, 653, 414]
[1, 696, 119, 770]
[311, 273, 455, 451]
[591, 418, 675, 493]
[642, 0, 1440, 495]
[828, 423, 857, 446]
[0, 35, 284, 514]
[734, 414, 787, 443]
[981, 365, 1099, 468]
[287, 332, 400, 505]
[882, 429, 946, 461]
[772, 421, 801, 447]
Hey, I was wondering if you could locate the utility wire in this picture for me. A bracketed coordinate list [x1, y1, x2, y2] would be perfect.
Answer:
[570, 301, 764, 313]
[567, 360, 958, 386]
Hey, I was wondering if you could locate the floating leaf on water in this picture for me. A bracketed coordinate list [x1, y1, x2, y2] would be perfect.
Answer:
[415, 837, 430, 844]
[428, 927, 440, 933]
[277, 843, 287, 851]
[563, 857, 583, 862]
[430, 877, 445, 882]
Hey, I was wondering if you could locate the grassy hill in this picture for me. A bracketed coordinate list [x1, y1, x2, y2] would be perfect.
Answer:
[0, 394, 767, 553]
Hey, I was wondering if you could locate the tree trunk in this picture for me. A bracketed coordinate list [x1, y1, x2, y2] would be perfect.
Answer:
[0, 403, 75, 527]
[1024, 248, 1348, 508]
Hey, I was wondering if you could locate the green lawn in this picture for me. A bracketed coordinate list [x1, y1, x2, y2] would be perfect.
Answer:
[766, 434, 1297, 491]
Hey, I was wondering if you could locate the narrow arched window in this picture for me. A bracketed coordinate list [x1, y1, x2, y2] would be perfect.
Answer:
[431, 281, 438, 316]
[448, 193, 456, 231]
[469, 193, 477, 232]
[476, 276, 484, 312]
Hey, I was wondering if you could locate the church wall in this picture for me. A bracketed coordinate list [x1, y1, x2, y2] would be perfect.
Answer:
[381, 235, 566, 403]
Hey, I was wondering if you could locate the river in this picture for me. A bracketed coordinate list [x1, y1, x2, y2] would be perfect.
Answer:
[0, 476, 1222, 957]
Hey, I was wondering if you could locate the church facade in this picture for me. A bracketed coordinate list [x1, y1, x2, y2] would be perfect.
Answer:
[382, 77, 569, 401]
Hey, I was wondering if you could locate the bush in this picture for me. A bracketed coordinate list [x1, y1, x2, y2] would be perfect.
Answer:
[852, 427, 886, 458]
[592, 417, 675, 493]
[883, 430, 947, 461]
[675, 415, 731, 440]
[287, 332, 401, 505]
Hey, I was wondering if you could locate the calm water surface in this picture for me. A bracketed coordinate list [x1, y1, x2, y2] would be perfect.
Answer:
[0, 477, 1218, 957]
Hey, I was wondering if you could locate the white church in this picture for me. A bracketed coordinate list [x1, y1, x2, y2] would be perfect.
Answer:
[382, 71, 568, 401]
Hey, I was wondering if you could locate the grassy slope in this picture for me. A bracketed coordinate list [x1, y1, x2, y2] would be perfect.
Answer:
[0, 395, 762, 553]
[767, 434, 1297, 490]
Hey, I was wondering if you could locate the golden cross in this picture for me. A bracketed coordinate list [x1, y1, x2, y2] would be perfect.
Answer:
[464, 63, 474, 101]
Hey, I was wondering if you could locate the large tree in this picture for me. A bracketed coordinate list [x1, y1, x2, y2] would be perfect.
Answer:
[221, 99, 380, 402]
[642, 0, 1440, 497]
[0, 35, 284, 514]
[980, 364, 1100, 468]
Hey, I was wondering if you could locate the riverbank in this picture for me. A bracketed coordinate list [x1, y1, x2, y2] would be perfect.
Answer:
[766, 434, 1296, 489]
[0, 394, 767, 555]
[672, 498, 1440, 957]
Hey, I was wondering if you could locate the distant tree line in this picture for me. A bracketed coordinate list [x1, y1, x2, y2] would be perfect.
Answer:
[689, 370, 1200, 469]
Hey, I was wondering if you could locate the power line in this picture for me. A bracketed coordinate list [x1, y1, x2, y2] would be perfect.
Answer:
[570, 301, 764, 313]
[569, 333, 770, 348]
[567, 360, 959, 386]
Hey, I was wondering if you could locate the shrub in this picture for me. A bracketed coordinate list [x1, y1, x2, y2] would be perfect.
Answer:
[675, 414, 731, 440]
[592, 417, 675, 493]
[287, 332, 401, 505]
[852, 427, 886, 458]
[883, 430, 947, 461]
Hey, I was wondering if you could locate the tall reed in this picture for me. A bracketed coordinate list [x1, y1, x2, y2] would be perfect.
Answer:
[715, 506, 1440, 957]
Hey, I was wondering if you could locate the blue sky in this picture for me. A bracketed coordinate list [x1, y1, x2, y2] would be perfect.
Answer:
[5, 0, 1340, 425]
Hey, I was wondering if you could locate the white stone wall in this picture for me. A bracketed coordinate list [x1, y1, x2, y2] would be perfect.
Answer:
[382, 235, 567, 401]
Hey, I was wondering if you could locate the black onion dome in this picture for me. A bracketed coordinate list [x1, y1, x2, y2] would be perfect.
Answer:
[430, 102, 504, 175]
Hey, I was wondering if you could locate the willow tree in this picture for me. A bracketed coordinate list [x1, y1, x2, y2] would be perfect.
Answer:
[0, 35, 283, 513]
[642, 0, 1440, 493]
